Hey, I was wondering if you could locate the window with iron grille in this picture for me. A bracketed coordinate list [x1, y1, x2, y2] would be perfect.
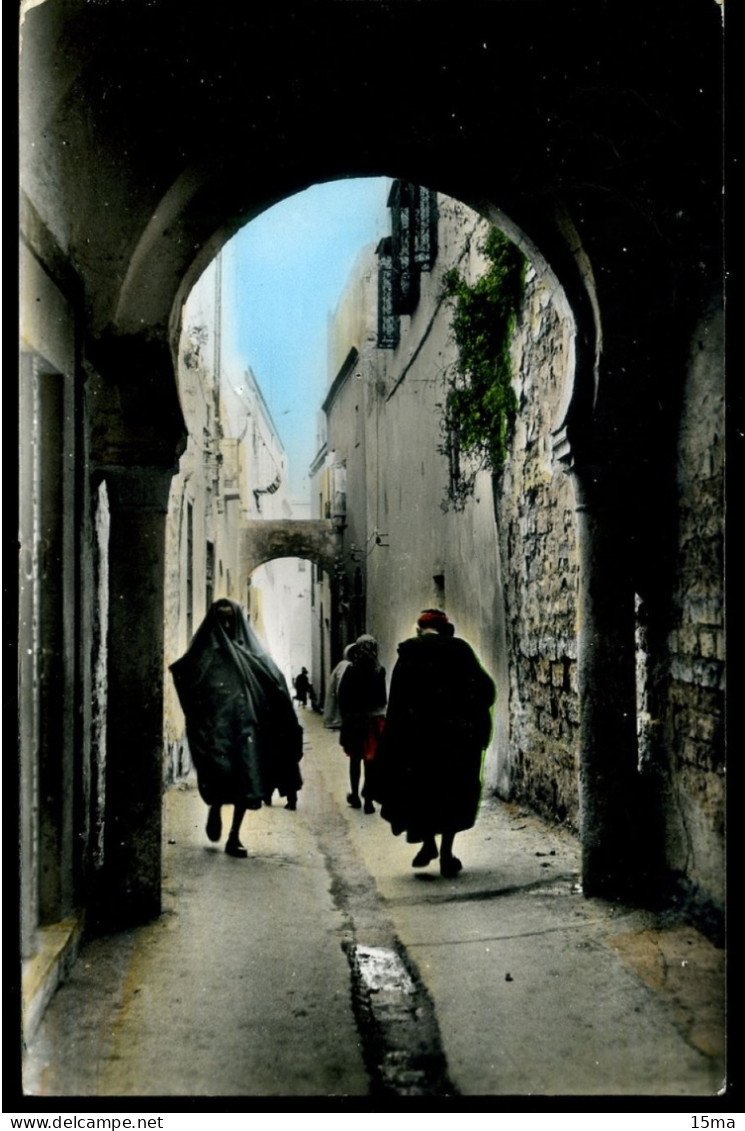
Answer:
[377, 183, 438, 348]
[377, 236, 400, 349]
[389, 180, 419, 315]
[413, 184, 438, 271]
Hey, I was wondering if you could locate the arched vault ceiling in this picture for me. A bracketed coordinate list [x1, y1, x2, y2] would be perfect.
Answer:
[21, 0, 722, 353]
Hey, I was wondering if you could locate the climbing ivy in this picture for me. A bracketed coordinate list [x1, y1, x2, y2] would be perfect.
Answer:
[440, 226, 526, 510]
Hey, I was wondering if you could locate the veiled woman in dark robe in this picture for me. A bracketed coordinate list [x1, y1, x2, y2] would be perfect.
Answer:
[372, 609, 495, 877]
[169, 598, 303, 858]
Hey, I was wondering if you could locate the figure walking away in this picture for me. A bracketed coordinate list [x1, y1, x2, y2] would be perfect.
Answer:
[323, 644, 353, 730]
[338, 635, 387, 814]
[169, 599, 303, 857]
[293, 667, 311, 708]
[373, 609, 495, 877]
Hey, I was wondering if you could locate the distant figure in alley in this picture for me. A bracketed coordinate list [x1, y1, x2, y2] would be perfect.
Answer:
[293, 666, 312, 708]
[170, 598, 303, 857]
[338, 635, 387, 814]
[374, 609, 495, 877]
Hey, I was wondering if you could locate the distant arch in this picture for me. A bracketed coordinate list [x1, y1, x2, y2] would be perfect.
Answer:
[242, 520, 343, 579]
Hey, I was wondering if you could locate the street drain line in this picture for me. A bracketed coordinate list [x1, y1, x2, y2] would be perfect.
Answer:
[308, 767, 457, 1095]
[347, 943, 456, 1097]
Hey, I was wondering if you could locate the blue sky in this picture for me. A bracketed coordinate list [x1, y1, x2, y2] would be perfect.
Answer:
[221, 177, 391, 498]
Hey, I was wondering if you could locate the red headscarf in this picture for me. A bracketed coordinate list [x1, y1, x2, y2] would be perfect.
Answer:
[416, 609, 452, 634]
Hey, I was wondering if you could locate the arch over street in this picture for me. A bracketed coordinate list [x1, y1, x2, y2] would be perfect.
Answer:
[243, 520, 342, 579]
[19, 0, 724, 951]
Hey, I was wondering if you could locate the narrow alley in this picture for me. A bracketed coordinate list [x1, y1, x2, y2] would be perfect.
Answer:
[19, 5, 727, 1110]
[22, 708, 725, 1100]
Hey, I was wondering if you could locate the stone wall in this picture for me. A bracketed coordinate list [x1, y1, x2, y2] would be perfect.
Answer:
[662, 302, 725, 912]
[495, 267, 580, 825]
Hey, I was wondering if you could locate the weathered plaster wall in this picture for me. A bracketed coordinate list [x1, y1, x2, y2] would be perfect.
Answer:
[332, 436, 368, 649]
[324, 286, 373, 649]
[328, 247, 377, 379]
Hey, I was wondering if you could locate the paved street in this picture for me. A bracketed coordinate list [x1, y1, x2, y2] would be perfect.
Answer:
[23, 708, 726, 1099]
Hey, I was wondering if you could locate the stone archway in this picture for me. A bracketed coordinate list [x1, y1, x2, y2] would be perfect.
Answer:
[19, 0, 723, 927]
[243, 520, 342, 580]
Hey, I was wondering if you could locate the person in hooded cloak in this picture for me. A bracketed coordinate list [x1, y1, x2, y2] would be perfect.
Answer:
[338, 634, 387, 815]
[322, 644, 354, 730]
[372, 609, 495, 877]
[169, 598, 303, 857]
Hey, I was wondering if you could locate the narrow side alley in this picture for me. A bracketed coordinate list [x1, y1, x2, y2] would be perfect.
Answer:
[23, 710, 726, 1099]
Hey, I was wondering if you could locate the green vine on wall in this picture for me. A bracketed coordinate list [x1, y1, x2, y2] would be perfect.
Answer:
[440, 226, 526, 510]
